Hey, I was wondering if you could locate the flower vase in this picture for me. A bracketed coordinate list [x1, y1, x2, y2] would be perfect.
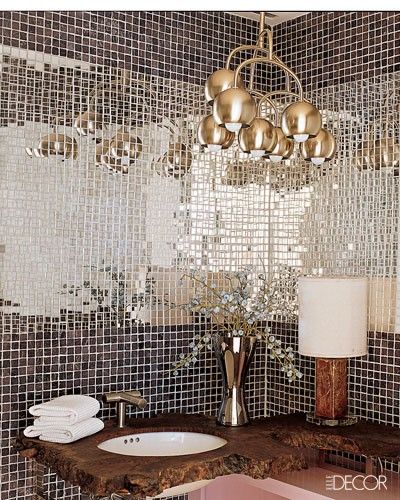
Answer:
[214, 335, 257, 426]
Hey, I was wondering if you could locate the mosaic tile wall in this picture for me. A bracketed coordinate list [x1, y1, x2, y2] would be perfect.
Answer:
[0, 11, 266, 500]
[0, 9, 400, 500]
[274, 11, 400, 90]
[269, 10, 400, 423]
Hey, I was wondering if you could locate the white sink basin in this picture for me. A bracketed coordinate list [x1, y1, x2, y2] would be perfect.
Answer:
[98, 431, 227, 457]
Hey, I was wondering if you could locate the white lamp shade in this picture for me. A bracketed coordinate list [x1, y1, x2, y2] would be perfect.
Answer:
[298, 277, 368, 358]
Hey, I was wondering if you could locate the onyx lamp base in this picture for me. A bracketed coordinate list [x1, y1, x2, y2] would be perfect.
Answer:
[309, 357, 357, 427]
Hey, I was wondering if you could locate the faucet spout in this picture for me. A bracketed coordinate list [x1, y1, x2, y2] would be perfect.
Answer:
[102, 390, 147, 428]
[119, 392, 147, 409]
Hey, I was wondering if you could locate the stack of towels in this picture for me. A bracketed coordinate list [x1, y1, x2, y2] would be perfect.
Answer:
[24, 395, 104, 444]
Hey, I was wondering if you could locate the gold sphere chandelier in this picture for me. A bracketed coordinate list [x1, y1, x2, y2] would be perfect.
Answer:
[205, 69, 245, 105]
[198, 114, 235, 152]
[197, 12, 336, 165]
[238, 117, 277, 157]
[300, 128, 336, 165]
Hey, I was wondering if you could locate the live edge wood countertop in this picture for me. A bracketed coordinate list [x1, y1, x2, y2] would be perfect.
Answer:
[16, 413, 400, 498]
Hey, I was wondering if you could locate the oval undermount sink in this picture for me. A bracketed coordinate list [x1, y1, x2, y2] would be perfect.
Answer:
[98, 431, 227, 457]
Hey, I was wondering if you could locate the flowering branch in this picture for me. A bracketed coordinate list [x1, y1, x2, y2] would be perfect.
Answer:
[171, 265, 303, 383]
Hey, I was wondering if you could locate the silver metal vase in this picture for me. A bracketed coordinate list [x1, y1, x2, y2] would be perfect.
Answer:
[214, 335, 257, 426]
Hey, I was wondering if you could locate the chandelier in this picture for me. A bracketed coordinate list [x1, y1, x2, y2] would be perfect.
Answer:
[356, 89, 399, 172]
[197, 12, 336, 166]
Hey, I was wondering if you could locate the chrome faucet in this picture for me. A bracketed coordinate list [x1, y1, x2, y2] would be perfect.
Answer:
[102, 390, 147, 428]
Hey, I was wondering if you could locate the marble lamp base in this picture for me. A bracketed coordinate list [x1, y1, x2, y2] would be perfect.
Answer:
[306, 358, 358, 427]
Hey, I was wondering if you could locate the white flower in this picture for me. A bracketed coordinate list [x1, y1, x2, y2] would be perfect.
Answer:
[179, 353, 185, 359]
[268, 335, 275, 343]
[173, 370, 178, 376]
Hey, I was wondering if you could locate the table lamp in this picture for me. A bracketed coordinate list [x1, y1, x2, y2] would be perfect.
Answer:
[298, 276, 368, 426]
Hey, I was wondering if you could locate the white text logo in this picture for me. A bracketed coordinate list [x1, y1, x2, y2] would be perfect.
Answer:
[326, 474, 387, 491]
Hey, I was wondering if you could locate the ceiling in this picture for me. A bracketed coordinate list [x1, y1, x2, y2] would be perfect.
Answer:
[229, 11, 307, 26]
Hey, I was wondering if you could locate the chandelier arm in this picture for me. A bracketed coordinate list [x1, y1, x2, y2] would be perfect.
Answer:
[257, 97, 279, 126]
[273, 55, 292, 92]
[88, 77, 155, 118]
[89, 78, 156, 99]
[249, 12, 265, 91]
[260, 90, 300, 101]
[249, 27, 274, 89]
[225, 30, 274, 88]
[233, 56, 304, 100]
[250, 13, 272, 90]
[249, 48, 260, 91]
[224, 45, 272, 70]
[257, 90, 299, 126]
[248, 89, 264, 98]
[256, 28, 273, 57]
[258, 11, 266, 44]
[225, 28, 274, 71]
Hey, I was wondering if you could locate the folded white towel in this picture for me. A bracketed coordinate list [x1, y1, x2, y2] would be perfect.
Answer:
[28, 395, 100, 425]
[33, 414, 101, 426]
[23, 417, 104, 444]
